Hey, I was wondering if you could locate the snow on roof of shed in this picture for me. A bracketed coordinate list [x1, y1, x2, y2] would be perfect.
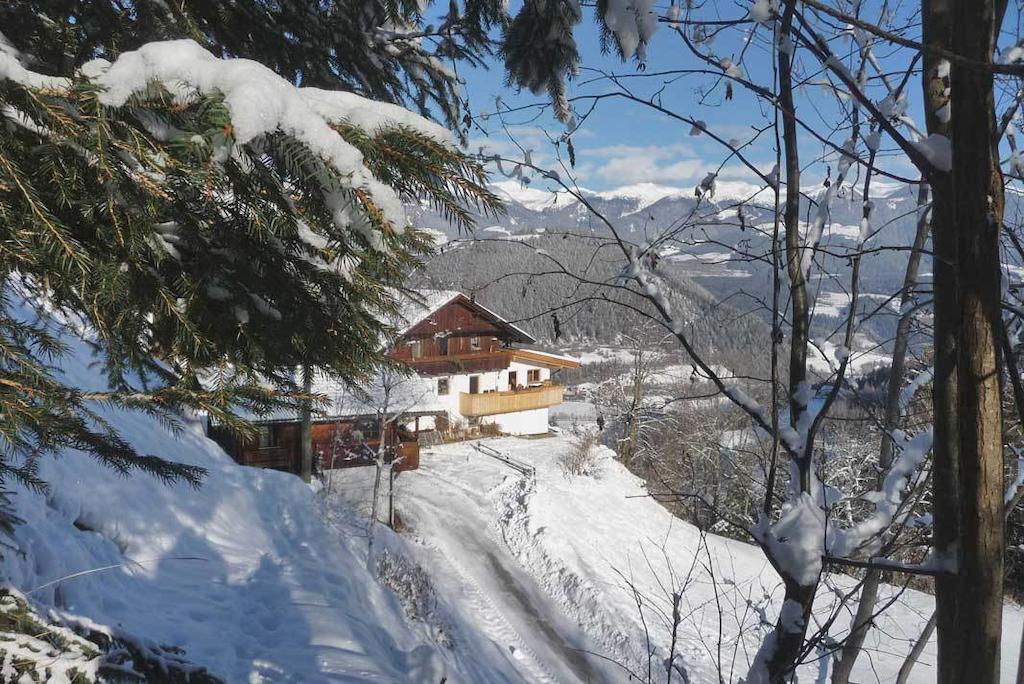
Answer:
[252, 369, 446, 424]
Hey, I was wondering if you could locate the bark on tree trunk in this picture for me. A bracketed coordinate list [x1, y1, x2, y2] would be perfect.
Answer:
[920, 3, 961, 680]
[388, 464, 396, 529]
[950, 0, 1005, 679]
[897, 612, 938, 684]
[1017, 617, 1024, 684]
[765, 3, 820, 681]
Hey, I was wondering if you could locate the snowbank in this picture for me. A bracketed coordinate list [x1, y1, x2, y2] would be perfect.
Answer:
[0, 316, 455, 682]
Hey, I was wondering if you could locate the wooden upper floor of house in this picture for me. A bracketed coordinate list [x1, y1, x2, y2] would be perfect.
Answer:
[387, 292, 579, 375]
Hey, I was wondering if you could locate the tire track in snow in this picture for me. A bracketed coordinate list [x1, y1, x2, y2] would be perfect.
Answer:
[410, 500, 561, 684]
[402, 450, 612, 684]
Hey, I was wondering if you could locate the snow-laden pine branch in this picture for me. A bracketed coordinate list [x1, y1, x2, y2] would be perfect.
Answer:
[2, 39, 462, 245]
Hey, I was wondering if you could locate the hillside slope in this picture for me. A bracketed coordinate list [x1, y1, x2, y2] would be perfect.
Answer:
[331, 436, 1024, 684]
[416, 234, 770, 376]
[0, 307, 471, 682]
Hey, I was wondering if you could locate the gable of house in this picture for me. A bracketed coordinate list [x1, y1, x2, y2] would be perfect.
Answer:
[390, 292, 534, 364]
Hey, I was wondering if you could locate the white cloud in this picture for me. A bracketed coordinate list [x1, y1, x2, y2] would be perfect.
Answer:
[593, 155, 705, 185]
[574, 141, 706, 185]
[579, 142, 696, 159]
[468, 134, 773, 192]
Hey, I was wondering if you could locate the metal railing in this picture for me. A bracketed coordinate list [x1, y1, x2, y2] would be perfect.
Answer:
[472, 442, 536, 479]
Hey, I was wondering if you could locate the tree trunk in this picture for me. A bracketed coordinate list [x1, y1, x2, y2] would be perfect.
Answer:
[764, 3, 819, 681]
[920, 2, 961, 680]
[300, 364, 313, 483]
[897, 612, 938, 684]
[388, 464, 396, 529]
[1017, 616, 1024, 684]
[949, 0, 1005, 679]
[367, 458, 383, 572]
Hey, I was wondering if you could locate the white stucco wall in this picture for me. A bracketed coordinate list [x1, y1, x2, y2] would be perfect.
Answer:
[505, 361, 550, 389]
[482, 407, 550, 435]
[411, 362, 556, 435]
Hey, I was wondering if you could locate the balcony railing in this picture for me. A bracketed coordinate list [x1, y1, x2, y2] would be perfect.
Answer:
[403, 351, 510, 375]
[459, 382, 565, 417]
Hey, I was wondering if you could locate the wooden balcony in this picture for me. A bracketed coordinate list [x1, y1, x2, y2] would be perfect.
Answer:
[459, 382, 565, 417]
[403, 351, 511, 376]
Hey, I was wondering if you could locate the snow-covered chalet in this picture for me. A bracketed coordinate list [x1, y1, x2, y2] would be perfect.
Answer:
[388, 290, 580, 435]
[209, 290, 580, 472]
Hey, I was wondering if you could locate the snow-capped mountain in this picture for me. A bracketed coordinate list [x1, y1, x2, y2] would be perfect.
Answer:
[489, 179, 700, 213]
[410, 177, 920, 244]
[408, 177, 945, 351]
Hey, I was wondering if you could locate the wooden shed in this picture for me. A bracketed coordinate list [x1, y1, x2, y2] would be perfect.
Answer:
[208, 409, 442, 474]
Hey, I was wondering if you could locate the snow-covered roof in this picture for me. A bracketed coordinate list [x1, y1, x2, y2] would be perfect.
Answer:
[508, 348, 581, 369]
[465, 298, 536, 344]
[392, 289, 463, 336]
[253, 369, 446, 424]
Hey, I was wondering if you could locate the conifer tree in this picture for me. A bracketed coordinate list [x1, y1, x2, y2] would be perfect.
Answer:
[0, 14, 500, 528]
[1, 0, 509, 137]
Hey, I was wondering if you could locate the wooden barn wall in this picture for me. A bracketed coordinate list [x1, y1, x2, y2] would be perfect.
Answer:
[390, 300, 511, 361]
[210, 419, 413, 472]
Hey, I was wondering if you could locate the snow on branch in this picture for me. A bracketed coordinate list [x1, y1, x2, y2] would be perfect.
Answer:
[911, 134, 952, 172]
[899, 367, 933, 410]
[604, 0, 659, 61]
[4, 39, 462, 240]
[87, 40, 430, 233]
[753, 494, 826, 587]
[0, 35, 68, 90]
[800, 137, 855, 278]
[828, 429, 933, 558]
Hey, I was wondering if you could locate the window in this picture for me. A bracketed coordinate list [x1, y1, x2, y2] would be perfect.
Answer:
[470, 336, 481, 351]
[410, 340, 423, 359]
[437, 378, 450, 395]
[527, 369, 541, 384]
[357, 418, 380, 441]
[439, 336, 449, 355]
[469, 375, 480, 394]
[257, 425, 275, 448]
[508, 371, 517, 389]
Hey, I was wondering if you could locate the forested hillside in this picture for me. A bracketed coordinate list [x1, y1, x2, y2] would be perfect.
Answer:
[415, 233, 771, 375]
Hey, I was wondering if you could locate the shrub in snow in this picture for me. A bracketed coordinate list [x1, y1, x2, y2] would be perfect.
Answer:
[560, 430, 605, 478]
[376, 551, 453, 650]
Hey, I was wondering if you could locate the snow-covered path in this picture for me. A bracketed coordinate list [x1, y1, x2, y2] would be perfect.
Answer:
[400, 454, 616, 684]
[329, 445, 619, 683]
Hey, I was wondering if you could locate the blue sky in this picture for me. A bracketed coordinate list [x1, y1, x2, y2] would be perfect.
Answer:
[459, 7, 781, 193]
[447, 1, 963, 195]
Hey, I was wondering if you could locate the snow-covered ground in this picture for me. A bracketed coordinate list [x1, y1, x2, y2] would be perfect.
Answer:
[572, 356, 735, 401]
[4, 310, 1018, 683]
[329, 436, 1024, 684]
[568, 346, 637, 365]
[807, 336, 890, 376]
[327, 448, 621, 683]
[0, 317, 501, 682]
